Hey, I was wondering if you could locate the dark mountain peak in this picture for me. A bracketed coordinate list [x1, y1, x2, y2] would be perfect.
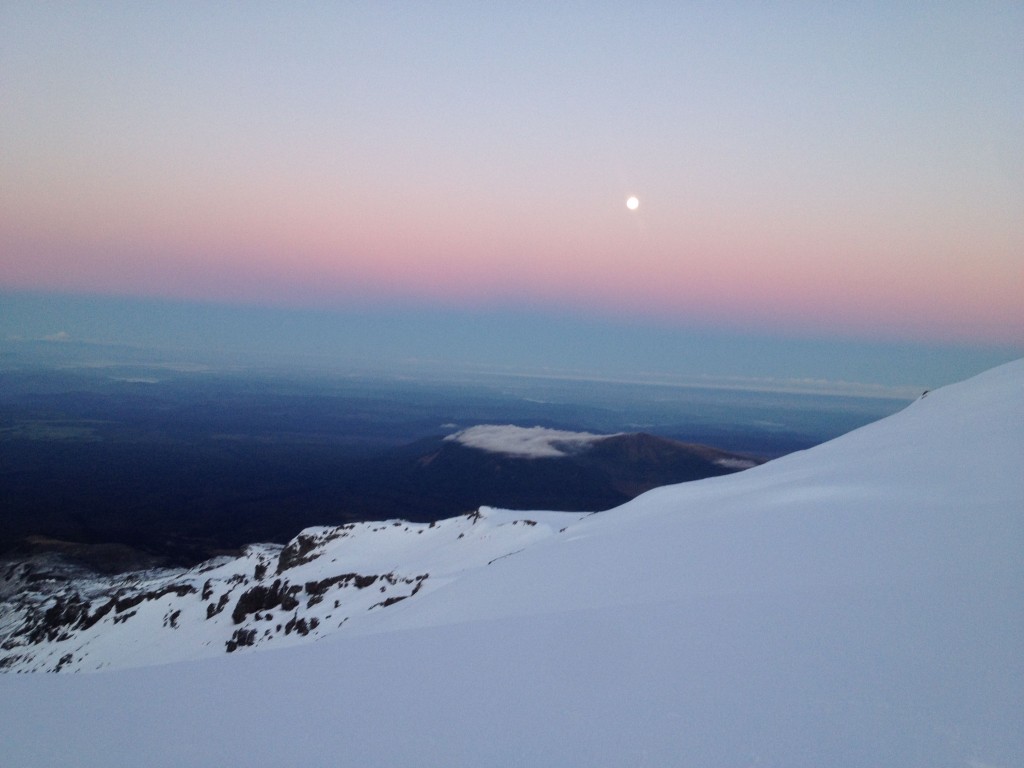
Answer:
[591, 432, 759, 468]
[370, 426, 764, 515]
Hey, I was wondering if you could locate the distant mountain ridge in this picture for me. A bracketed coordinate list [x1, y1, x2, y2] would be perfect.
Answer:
[376, 427, 760, 516]
[2, 427, 760, 571]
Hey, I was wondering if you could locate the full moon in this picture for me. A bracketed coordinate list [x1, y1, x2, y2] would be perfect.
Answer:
[626, 196, 639, 211]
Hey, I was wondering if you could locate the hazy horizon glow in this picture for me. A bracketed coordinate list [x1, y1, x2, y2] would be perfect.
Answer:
[3, 291, 1020, 395]
[2, 4, 1022, 346]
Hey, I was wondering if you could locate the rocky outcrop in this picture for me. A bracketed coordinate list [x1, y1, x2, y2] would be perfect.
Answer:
[0, 508, 568, 673]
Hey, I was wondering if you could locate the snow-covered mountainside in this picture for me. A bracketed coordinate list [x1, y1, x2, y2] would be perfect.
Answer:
[0, 360, 1021, 767]
[0, 509, 585, 672]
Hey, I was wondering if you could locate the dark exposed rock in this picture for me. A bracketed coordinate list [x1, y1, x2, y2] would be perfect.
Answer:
[231, 579, 301, 624]
[370, 595, 408, 609]
[20, 594, 90, 643]
[276, 528, 347, 574]
[206, 592, 231, 619]
[284, 614, 311, 636]
[369, 574, 428, 610]
[304, 573, 378, 597]
[77, 598, 117, 632]
[113, 583, 195, 615]
[225, 628, 257, 653]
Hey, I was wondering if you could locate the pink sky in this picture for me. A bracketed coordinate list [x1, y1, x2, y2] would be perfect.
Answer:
[2, 4, 1021, 346]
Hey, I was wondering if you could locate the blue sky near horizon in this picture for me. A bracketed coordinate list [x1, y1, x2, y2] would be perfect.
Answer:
[1, 3, 1021, 388]
[2, 291, 1019, 395]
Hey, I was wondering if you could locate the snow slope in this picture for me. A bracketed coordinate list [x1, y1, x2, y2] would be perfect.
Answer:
[0, 360, 1021, 767]
[0, 510, 583, 672]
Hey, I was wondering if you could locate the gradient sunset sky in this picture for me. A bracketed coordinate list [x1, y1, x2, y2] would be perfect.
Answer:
[2, 3, 1021, 386]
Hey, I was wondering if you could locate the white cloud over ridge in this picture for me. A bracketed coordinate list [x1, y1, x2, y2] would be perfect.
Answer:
[713, 457, 759, 469]
[445, 424, 614, 458]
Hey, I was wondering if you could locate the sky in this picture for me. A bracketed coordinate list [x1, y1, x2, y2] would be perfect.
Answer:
[1, 3, 1022, 385]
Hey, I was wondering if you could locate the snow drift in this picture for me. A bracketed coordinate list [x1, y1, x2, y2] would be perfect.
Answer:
[0, 360, 1021, 767]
